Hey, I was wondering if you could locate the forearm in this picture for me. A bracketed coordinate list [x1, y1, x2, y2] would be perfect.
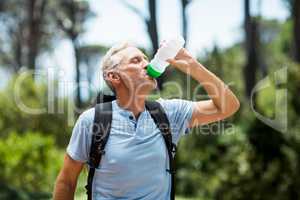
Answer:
[53, 179, 76, 200]
[176, 59, 239, 113]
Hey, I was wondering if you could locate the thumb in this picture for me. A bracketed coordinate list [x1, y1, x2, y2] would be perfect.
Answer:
[166, 58, 176, 65]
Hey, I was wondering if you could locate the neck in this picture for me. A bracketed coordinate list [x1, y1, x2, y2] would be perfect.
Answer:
[115, 88, 147, 119]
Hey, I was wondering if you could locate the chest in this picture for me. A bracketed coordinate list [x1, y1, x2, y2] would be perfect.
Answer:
[97, 113, 168, 172]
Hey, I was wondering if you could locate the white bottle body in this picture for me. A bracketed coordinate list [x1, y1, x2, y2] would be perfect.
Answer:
[147, 36, 185, 77]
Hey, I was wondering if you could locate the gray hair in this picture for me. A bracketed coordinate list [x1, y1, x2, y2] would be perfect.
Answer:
[101, 42, 130, 93]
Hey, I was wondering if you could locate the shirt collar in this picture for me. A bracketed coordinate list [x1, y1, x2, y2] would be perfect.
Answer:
[112, 100, 146, 119]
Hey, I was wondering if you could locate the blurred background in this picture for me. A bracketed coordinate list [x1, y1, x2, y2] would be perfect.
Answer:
[0, 0, 300, 199]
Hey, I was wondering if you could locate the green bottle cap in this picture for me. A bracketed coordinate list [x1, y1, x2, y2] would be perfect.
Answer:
[146, 64, 162, 78]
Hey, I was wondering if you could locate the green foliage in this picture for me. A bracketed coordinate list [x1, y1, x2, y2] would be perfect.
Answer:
[176, 124, 250, 199]
[0, 74, 72, 146]
[172, 17, 300, 200]
[0, 132, 63, 197]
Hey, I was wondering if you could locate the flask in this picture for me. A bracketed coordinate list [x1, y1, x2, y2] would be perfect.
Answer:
[146, 36, 185, 78]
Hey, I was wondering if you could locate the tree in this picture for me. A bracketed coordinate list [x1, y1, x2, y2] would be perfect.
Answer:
[243, 0, 260, 101]
[0, 1, 29, 71]
[204, 44, 224, 78]
[78, 45, 108, 100]
[180, 0, 192, 47]
[51, 0, 95, 108]
[283, 0, 300, 62]
[0, 0, 51, 73]
[121, 0, 159, 57]
[148, 0, 159, 57]
[292, 0, 300, 63]
[27, 0, 48, 71]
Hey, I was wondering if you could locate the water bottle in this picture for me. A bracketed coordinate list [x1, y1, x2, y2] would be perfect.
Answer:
[146, 36, 185, 78]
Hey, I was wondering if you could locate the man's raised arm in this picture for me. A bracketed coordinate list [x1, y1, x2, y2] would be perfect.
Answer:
[167, 48, 240, 128]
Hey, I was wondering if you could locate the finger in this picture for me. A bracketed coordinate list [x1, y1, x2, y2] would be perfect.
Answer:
[175, 48, 185, 58]
[166, 58, 176, 65]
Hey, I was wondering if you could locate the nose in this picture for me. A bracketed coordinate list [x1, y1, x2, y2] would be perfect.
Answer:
[143, 64, 147, 70]
[142, 60, 149, 70]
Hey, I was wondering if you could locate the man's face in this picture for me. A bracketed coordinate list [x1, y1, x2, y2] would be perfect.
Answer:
[113, 47, 157, 94]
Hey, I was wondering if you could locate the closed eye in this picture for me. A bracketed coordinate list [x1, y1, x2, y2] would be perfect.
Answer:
[130, 57, 142, 64]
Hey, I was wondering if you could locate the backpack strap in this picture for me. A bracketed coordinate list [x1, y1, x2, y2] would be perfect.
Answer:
[85, 102, 112, 200]
[96, 93, 116, 104]
[145, 100, 176, 200]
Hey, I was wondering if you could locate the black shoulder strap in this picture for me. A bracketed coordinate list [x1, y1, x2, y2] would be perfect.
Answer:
[145, 100, 176, 200]
[85, 102, 112, 200]
[96, 93, 116, 104]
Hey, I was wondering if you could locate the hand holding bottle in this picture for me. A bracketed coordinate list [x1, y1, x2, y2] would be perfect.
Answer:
[166, 48, 196, 69]
[146, 36, 185, 78]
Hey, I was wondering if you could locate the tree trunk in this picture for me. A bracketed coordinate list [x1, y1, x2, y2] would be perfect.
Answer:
[293, 0, 300, 63]
[27, 0, 47, 73]
[27, 0, 38, 71]
[147, 0, 159, 57]
[147, 0, 166, 89]
[212, 44, 223, 78]
[181, 0, 189, 47]
[244, 0, 259, 102]
[73, 40, 82, 109]
[14, 32, 23, 72]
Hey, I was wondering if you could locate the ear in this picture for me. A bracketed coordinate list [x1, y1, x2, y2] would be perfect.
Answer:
[106, 71, 121, 85]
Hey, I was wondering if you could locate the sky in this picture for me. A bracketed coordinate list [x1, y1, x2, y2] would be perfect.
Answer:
[47, 0, 289, 95]
[1, 0, 289, 93]
[83, 0, 289, 55]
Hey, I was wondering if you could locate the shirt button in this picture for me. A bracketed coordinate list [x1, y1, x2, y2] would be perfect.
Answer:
[129, 116, 134, 120]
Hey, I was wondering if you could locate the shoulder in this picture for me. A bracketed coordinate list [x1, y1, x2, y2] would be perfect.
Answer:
[155, 98, 195, 125]
[156, 98, 194, 113]
[155, 98, 195, 141]
[67, 108, 96, 163]
[75, 107, 95, 130]
[156, 97, 178, 108]
[156, 97, 192, 104]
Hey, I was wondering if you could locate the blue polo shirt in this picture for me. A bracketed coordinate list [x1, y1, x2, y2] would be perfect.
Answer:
[67, 98, 195, 200]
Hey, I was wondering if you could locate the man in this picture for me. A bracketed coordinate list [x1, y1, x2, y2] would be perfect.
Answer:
[53, 43, 240, 200]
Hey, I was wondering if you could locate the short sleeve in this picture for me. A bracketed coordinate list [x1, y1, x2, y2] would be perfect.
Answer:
[66, 108, 94, 163]
[157, 98, 195, 144]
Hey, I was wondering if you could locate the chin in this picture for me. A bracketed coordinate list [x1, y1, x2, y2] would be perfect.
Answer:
[146, 78, 157, 90]
[151, 79, 158, 90]
[136, 79, 157, 95]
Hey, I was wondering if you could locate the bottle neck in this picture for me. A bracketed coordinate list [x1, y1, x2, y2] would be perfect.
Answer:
[146, 63, 162, 78]
[150, 59, 169, 71]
